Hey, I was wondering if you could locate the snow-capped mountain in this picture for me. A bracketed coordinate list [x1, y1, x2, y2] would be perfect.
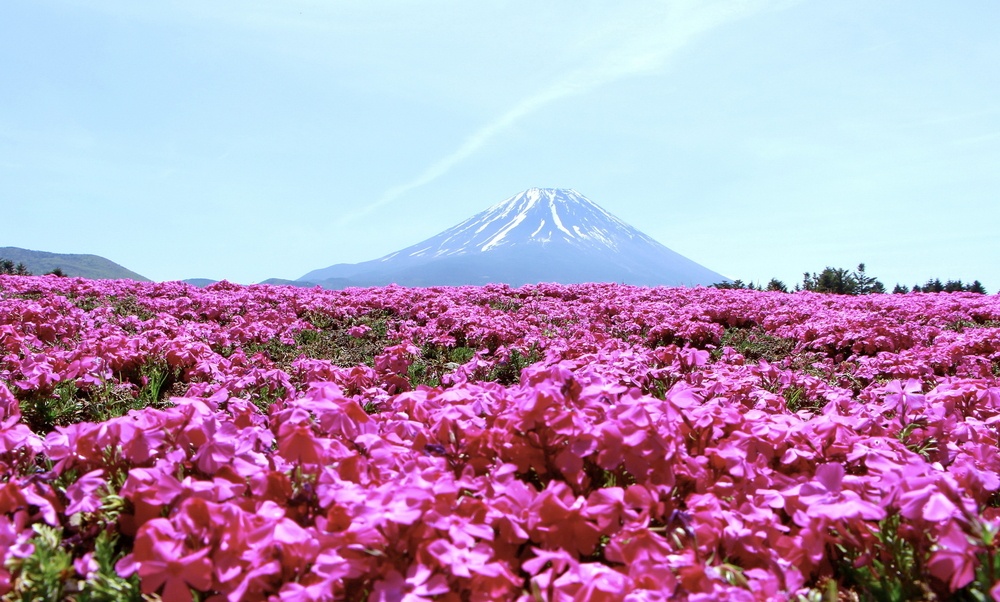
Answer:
[299, 188, 728, 288]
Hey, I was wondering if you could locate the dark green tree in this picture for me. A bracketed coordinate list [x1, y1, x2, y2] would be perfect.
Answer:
[892, 284, 909, 294]
[922, 279, 945, 293]
[711, 279, 760, 290]
[766, 278, 788, 293]
[854, 264, 886, 294]
[914, 278, 987, 293]
[0, 258, 31, 276]
[967, 280, 987, 294]
[802, 267, 854, 294]
[802, 263, 885, 295]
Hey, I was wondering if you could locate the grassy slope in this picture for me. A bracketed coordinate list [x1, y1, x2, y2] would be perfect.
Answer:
[0, 246, 150, 281]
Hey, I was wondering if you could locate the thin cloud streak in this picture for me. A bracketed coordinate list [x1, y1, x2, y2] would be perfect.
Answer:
[338, 0, 790, 226]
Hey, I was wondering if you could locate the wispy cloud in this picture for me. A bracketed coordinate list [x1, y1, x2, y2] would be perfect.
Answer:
[339, 0, 792, 224]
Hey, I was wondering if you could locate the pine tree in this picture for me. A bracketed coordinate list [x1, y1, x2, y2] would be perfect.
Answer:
[766, 278, 788, 292]
[967, 280, 987, 294]
[0, 258, 31, 276]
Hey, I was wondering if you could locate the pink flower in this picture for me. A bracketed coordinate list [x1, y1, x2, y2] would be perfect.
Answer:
[115, 411, 168, 464]
[899, 479, 963, 523]
[64, 469, 106, 515]
[119, 519, 214, 602]
[277, 417, 325, 465]
[551, 562, 631, 602]
[0, 513, 34, 560]
[527, 482, 602, 557]
[370, 565, 449, 602]
[927, 521, 978, 591]
[791, 463, 885, 523]
[990, 579, 1000, 602]
[426, 506, 494, 548]
[426, 539, 502, 578]
[74, 552, 99, 580]
[348, 325, 371, 337]
[0, 383, 20, 423]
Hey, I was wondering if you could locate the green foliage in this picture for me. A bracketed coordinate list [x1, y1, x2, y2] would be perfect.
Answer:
[711, 279, 761, 290]
[705, 264, 994, 296]
[830, 513, 933, 602]
[766, 278, 788, 292]
[487, 298, 522, 312]
[17, 362, 178, 433]
[487, 346, 542, 385]
[967, 280, 989, 294]
[235, 312, 394, 370]
[5, 489, 142, 602]
[110, 296, 157, 322]
[908, 279, 989, 294]
[945, 318, 1000, 333]
[20, 381, 87, 434]
[896, 418, 939, 460]
[801, 263, 885, 295]
[0, 258, 32, 276]
[71, 531, 143, 602]
[965, 520, 1000, 602]
[5, 524, 74, 601]
[714, 327, 798, 364]
[781, 385, 825, 413]
[407, 344, 478, 387]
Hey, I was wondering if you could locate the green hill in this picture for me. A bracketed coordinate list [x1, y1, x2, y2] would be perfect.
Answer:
[0, 247, 149, 281]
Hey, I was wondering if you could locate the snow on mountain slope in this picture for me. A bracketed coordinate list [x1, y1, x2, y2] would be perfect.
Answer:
[300, 188, 729, 287]
[379, 188, 655, 261]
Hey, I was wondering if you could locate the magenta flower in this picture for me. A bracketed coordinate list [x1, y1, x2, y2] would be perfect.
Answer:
[791, 463, 885, 523]
[426, 539, 502, 579]
[277, 420, 325, 465]
[64, 469, 106, 515]
[551, 562, 632, 602]
[0, 383, 20, 423]
[119, 519, 214, 602]
[898, 477, 965, 524]
[527, 482, 602, 556]
[927, 521, 978, 591]
[369, 565, 449, 602]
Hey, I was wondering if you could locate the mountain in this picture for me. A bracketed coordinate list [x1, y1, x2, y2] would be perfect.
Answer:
[0, 247, 149, 281]
[182, 278, 219, 288]
[300, 188, 729, 288]
[257, 278, 318, 288]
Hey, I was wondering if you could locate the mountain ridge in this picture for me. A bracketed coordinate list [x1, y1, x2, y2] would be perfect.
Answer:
[301, 188, 728, 288]
[0, 247, 149, 281]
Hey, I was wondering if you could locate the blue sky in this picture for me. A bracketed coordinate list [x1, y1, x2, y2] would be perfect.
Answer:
[3, 0, 999, 289]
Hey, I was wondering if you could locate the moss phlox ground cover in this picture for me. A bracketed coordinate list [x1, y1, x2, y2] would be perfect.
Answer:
[2, 276, 1000, 600]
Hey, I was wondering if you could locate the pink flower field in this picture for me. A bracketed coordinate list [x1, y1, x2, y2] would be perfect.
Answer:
[2, 275, 1000, 601]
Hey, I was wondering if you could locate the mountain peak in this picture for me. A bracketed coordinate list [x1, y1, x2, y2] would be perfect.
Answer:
[300, 188, 728, 287]
[426, 187, 646, 256]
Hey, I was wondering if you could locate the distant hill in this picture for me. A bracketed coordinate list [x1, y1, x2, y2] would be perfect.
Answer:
[182, 278, 219, 287]
[300, 188, 729, 288]
[0, 247, 149, 281]
[257, 278, 319, 288]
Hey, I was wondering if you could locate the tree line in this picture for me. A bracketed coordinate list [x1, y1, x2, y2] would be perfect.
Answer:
[713, 263, 988, 295]
[0, 258, 66, 277]
[3, 255, 990, 294]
